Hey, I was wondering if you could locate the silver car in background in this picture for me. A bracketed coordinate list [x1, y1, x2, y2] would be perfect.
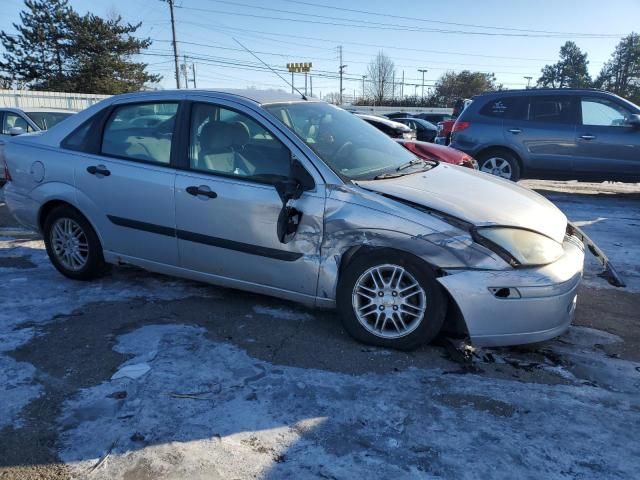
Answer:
[2, 89, 589, 349]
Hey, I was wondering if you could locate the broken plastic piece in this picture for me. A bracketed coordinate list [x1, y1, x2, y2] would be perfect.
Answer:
[111, 362, 151, 380]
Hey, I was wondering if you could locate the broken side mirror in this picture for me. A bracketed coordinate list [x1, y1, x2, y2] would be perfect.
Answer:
[274, 158, 315, 244]
[9, 127, 25, 136]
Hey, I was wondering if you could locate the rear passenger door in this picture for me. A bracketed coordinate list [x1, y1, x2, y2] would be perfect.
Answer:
[73, 101, 180, 265]
[503, 95, 578, 176]
[174, 98, 325, 298]
[574, 95, 640, 179]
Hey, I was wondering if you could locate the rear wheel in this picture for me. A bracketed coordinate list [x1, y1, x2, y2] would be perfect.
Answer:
[337, 251, 446, 350]
[43, 205, 106, 280]
[478, 150, 521, 181]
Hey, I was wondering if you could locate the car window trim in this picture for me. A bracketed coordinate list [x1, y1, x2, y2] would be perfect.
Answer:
[179, 99, 306, 188]
[97, 100, 183, 168]
[578, 95, 633, 128]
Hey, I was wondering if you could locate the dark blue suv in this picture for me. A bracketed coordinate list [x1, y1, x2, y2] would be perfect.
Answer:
[450, 89, 640, 182]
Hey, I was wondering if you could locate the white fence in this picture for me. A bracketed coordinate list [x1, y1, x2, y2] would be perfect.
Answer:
[0, 89, 109, 112]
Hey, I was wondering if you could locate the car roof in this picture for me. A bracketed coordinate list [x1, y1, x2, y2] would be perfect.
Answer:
[108, 88, 313, 106]
[356, 113, 406, 127]
[475, 88, 614, 98]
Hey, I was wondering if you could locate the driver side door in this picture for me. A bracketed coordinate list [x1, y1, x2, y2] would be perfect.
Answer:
[174, 99, 326, 299]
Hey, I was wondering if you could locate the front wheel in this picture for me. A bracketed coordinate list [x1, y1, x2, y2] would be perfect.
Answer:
[337, 251, 446, 350]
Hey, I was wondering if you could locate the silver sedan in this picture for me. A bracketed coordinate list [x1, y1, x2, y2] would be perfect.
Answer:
[1, 89, 602, 349]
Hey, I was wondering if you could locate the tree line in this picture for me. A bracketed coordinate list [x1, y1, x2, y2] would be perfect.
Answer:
[0, 0, 159, 94]
[356, 33, 640, 107]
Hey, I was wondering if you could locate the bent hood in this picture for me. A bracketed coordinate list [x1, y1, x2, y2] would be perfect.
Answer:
[357, 164, 567, 243]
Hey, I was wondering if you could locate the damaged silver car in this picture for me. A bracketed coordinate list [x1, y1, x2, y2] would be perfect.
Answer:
[1, 90, 622, 350]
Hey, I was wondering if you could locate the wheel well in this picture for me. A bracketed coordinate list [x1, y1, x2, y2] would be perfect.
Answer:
[38, 200, 77, 231]
[475, 146, 523, 172]
[337, 246, 468, 336]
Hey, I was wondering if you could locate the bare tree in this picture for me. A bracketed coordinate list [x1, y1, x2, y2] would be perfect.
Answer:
[366, 51, 395, 104]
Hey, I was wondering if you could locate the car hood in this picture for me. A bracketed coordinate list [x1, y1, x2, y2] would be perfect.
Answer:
[356, 164, 567, 243]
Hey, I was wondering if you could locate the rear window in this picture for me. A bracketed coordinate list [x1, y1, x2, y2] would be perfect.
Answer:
[25, 112, 73, 130]
[479, 97, 525, 119]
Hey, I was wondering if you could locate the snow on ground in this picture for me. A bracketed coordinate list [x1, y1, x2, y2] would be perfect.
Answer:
[0, 238, 213, 430]
[57, 323, 640, 480]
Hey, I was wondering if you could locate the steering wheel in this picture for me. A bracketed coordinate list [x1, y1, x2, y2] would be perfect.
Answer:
[335, 141, 354, 160]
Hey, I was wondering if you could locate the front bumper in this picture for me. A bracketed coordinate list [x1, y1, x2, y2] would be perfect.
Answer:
[437, 236, 584, 347]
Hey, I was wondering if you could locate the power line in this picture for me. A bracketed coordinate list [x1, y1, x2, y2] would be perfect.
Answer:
[282, 0, 625, 37]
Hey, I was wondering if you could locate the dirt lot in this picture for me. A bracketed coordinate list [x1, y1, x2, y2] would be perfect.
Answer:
[1, 181, 639, 480]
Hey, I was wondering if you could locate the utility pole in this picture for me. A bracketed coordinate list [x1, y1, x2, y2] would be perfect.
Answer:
[401, 70, 404, 98]
[418, 68, 428, 102]
[338, 46, 347, 105]
[524, 76, 532, 88]
[164, 0, 181, 89]
[361, 75, 366, 100]
[192, 63, 197, 88]
[182, 55, 189, 89]
[310, 76, 313, 97]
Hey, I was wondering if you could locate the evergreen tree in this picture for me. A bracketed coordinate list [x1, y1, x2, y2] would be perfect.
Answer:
[537, 41, 592, 88]
[0, 0, 160, 93]
[66, 13, 160, 94]
[595, 33, 640, 104]
[0, 0, 73, 90]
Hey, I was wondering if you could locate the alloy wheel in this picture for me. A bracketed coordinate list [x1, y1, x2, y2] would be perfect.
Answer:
[50, 217, 89, 271]
[480, 157, 512, 179]
[352, 264, 427, 339]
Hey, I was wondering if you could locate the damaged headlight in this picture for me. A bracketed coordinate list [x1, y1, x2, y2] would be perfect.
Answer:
[474, 227, 564, 267]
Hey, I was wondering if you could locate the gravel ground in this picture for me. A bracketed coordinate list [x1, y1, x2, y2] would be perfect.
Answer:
[0, 180, 639, 480]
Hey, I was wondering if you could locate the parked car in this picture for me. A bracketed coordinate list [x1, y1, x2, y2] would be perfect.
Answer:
[5, 89, 603, 350]
[384, 112, 414, 120]
[394, 118, 438, 142]
[396, 139, 478, 169]
[0, 107, 75, 138]
[355, 113, 417, 140]
[450, 89, 640, 182]
[0, 108, 75, 187]
[414, 113, 452, 124]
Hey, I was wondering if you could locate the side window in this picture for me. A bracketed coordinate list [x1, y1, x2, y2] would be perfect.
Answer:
[529, 96, 576, 124]
[2, 113, 33, 134]
[581, 97, 631, 127]
[101, 102, 178, 164]
[189, 103, 291, 184]
[479, 97, 526, 120]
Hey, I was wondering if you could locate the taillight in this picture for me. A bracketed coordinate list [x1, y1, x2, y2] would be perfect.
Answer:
[452, 121, 470, 132]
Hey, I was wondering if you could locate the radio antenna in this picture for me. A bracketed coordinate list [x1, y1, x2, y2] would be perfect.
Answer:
[232, 37, 307, 100]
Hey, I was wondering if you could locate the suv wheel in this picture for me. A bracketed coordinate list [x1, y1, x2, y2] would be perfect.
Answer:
[43, 205, 106, 280]
[478, 150, 521, 181]
[337, 251, 446, 350]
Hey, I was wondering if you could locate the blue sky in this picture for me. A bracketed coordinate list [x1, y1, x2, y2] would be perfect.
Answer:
[2, 0, 639, 98]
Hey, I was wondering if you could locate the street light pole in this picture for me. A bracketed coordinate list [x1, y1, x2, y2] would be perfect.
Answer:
[524, 76, 532, 88]
[418, 69, 428, 102]
[361, 75, 367, 100]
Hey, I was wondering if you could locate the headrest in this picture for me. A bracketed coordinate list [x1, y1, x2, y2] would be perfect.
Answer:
[200, 121, 234, 152]
[230, 121, 250, 146]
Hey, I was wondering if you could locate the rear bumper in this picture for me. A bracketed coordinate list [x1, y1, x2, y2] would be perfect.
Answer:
[437, 237, 584, 347]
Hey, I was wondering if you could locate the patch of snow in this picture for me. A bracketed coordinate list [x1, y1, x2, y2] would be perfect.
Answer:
[0, 355, 42, 429]
[111, 363, 151, 381]
[58, 323, 640, 480]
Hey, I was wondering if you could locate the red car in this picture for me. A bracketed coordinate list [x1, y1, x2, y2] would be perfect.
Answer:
[396, 139, 478, 169]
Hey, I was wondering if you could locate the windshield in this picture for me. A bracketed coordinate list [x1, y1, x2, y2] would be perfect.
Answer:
[25, 111, 74, 130]
[263, 102, 421, 180]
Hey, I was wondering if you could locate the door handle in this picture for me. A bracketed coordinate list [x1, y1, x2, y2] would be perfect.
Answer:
[186, 185, 217, 199]
[508, 128, 522, 134]
[580, 134, 596, 140]
[86, 165, 111, 176]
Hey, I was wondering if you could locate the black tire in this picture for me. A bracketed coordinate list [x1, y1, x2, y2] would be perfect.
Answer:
[477, 149, 521, 182]
[337, 250, 446, 351]
[43, 205, 106, 280]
